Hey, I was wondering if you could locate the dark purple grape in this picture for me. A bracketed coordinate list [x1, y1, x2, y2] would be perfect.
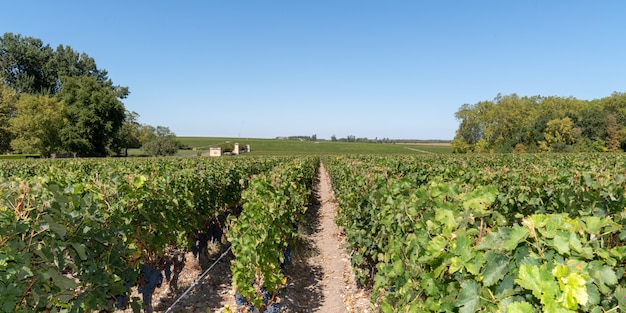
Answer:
[164, 262, 172, 282]
[264, 302, 282, 313]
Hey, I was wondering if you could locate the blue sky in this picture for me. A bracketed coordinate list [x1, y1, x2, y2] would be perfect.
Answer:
[3, 1, 625, 140]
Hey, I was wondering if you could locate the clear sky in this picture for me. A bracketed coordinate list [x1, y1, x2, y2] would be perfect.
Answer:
[3, 1, 625, 140]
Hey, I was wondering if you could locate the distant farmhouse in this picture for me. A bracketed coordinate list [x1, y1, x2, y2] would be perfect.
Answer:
[203, 143, 250, 157]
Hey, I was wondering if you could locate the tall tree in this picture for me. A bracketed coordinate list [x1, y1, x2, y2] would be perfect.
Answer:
[141, 126, 179, 156]
[452, 92, 626, 153]
[9, 94, 65, 156]
[0, 82, 17, 153]
[605, 114, 624, 152]
[57, 76, 125, 156]
[1, 33, 129, 97]
[541, 117, 576, 152]
[110, 110, 142, 156]
[0, 33, 54, 94]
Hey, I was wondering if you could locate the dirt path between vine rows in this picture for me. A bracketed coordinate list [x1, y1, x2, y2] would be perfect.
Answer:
[124, 162, 371, 313]
[279, 162, 372, 312]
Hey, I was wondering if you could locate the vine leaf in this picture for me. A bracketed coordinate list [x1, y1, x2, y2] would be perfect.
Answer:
[587, 261, 617, 294]
[615, 286, 626, 311]
[42, 214, 66, 238]
[456, 280, 480, 313]
[482, 252, 509, 287]
[556, 272, 587, 309]
[455, 234, 472, 262]
[515, 264, 558, 300]
[502, 225, 529, 251]
[506, 301, 535, 313]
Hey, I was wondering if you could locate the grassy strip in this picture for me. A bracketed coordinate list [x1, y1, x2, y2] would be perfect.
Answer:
[0, 154, 40, 159]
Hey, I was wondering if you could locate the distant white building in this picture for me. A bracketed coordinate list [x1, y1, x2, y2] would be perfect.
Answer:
[208, 147, 222, 157]
[203, 143, 250, 157]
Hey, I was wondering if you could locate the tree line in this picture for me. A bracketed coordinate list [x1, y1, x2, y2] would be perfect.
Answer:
[452, 92, 626, 153]
[0, 32, 178, 157]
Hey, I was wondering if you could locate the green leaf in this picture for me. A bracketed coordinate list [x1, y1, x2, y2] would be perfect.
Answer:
[587, 261, 617, 294]
[515, 264, 542, 298]
[585, 282, 600, 306]
[582, 216, 603, 234]
[465, 251, 485, 275]
[381, 301, 394, 313]
[552, 231, 571, 255]
[42, 215, 66, 238]
[455, 234, 472, 262]
[456, 280, 480, 313]
[71, 243, 88, 261]
[392, 259, 404, 276]
[515, 264, 558, 300]
[615, 285, 626, 311]
[495, 275, 518, 300]
[462, 186, 497, 214]
[47, 268, 77, 290]
[133, 175, 146, 188]
[476, 231, 503, 251]
[482, 252, 509, 287]
[435, 208, 456, 229]
[425, 236, 447, 259]
[557, 272, 587, 309]
[503, 225, 529, 251]
[449, 256, 464, 274]
[506, 301, 535, 313]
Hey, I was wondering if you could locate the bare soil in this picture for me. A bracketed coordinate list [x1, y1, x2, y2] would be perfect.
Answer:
[122, 162, 371, 313]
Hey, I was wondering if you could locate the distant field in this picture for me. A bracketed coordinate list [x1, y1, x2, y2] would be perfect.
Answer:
[3, 138, 452, 159]
[174, 137, 452, 156]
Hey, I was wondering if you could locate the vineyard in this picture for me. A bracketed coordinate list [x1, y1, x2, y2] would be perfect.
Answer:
[0, 156, 318, 312]
[325, 154, 626, 312]
[2, 153, 626, 312]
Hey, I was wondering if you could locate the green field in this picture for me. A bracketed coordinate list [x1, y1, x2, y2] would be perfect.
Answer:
[5, 137, 452, 158]
[174, 137, 452, 156]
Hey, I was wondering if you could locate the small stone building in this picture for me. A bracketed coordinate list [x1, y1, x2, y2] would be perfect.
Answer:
[208, 147, 222, 157]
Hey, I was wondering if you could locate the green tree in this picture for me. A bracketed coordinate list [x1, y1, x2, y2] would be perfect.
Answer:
[57, 76, 126, 156]
[0, 33, 54, 94]
[452, 102, 486, 152]
[141, 126, 179, 156]
[1, 33, 128, 97]
[452, 92, 618, 153]
[0, 82, 18, 153]
[9, 94, 65, 155]
[540, 117, 576, 152]
[110, 110, 142, 156]
[137, 124, 157, 145]
[576, 105, 607, 141]
[605, 114, 624, 152]
[48, 45, 105, 92]
[451, 137, 472, 153]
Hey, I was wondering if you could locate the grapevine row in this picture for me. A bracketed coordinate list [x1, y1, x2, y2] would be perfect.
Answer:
[325, 154, 626, 312]
[0, 157, 284, 312]
[227, 156, 319, 312]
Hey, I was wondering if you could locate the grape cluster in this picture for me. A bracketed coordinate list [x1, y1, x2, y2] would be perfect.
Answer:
[206, 219, 224, 243]
[192, 232, 209, 258]
[235, 294, 255, 312]
[138, 263, 163, 305]
[281, 245, 292, 270]
[114, 281, 131, 309]
[163, 261, 172, 282]
[264, 303, 283, 313]
[236, 286, 283, 312]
